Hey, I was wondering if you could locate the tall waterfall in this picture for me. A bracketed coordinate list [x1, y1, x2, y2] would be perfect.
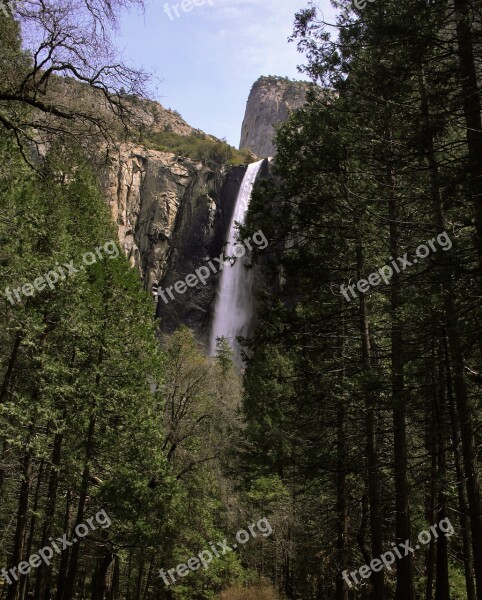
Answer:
[209, 160, 264, 362]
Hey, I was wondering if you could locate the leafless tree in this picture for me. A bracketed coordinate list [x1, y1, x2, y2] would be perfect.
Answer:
[0, 0, 151, 164]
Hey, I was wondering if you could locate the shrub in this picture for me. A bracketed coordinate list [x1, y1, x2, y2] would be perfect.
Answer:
[140, 130, 256, 165]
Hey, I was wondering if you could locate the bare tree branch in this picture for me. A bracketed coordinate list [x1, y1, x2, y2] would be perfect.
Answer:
[0, 0, 151, 163]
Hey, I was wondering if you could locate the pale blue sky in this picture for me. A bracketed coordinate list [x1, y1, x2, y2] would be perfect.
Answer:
[114, 0, 336, 146]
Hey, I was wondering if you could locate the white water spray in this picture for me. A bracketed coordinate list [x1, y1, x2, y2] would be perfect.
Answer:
[210, 160, 264, 362]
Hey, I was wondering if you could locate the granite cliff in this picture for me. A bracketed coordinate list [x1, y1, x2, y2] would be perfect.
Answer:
[100, 79, 292, 341]
[239, 76, 310, 157]
[101, 143, 250, 342]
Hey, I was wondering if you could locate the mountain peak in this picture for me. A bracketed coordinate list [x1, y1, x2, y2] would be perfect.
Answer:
[239, 75, 310, 157]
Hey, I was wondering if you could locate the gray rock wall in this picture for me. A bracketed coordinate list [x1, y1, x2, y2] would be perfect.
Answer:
[239, 76, 309, 158]
[102, 143, 247, 343]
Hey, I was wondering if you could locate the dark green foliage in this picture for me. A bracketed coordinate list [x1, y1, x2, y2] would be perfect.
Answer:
[238, 0, 482, 598]
[0, 133, 246, 600]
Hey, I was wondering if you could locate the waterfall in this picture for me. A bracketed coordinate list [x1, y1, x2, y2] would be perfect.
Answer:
[209, 159, 264, 362]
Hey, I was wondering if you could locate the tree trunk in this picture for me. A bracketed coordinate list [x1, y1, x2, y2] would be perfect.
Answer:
[445, 336, 477, 600]
[91, 551, 114, 600]
[62, 336, 104, 600]
[386, 155, 415, 600]
[336, 296, 349, 600]
[418, 70, 482, 599]
[0, 440, 10, 500]
[19, 460, 45, 600]
[425, 349, 437, 600]
[0, 333, 22, 405]
[453, 0, 482, 280]
[6, 441, 33, 600]
[355, 221, 385, 600]
[61, 412, 96, 600]
[142, 557, 154, 600]
[55, 490, 73, 600]
[34, 426, 65, 600]
[434, 344, 449, 600]
[135, 549, 145, 600]
[36, 350, 76, 600]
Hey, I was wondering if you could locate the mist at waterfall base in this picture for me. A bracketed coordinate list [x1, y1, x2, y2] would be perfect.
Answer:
[209, 160, 264, 365]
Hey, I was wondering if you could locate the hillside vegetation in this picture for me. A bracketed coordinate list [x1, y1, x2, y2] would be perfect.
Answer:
[141, 129, 256, 165]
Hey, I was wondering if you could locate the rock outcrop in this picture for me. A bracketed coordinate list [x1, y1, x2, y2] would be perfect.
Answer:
[239, 76, 310, 158]
[102, 143, 247, 343]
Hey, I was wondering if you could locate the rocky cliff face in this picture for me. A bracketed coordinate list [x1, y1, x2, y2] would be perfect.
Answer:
[101, 79, 285, 344]
[239, 76, 310, 157]
[102, 143, 247, 343]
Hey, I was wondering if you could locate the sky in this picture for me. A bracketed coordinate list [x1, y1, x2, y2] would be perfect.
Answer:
[114, 0, 336, 147]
